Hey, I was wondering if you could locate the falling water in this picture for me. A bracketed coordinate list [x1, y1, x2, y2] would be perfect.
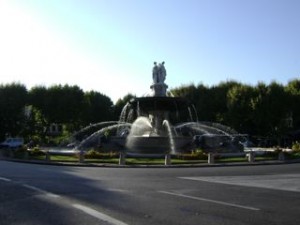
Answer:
[77, 124, 130, 150]
[126, 117, 153, 150]
[191, 104, 199, 122]
[117, 103, 130, 134]
[137, 101, 141, 117]
[163, 120, 175, 154]
[129, 117, 152, 136]
[72, 121, 118, 140]
[188, 107, 194, 122]
[127, 108, 135, 122]
[119, 102, 130, 123]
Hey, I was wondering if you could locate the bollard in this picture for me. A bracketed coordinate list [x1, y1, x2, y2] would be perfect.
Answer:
[45, 151, 50, 161]
[247, 151, 255, 163]
[119, 152, 126, 165]
[79, 151, 84, 163]
[45, 151, 51, 161]
[278, 151, 285, 161]
[165, 154, 171, 165]
[23, 150, 29, 160]
[9, 149, 14, 158]
[208, 153, 215, 164]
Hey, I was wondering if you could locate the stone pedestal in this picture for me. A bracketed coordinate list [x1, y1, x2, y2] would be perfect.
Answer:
[150, 83, 168, 97]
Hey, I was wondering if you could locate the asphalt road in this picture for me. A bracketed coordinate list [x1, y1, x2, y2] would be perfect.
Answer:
[0, 161, 300, 225]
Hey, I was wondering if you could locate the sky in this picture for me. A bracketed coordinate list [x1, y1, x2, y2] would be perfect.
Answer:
[0, 0, 300, 102]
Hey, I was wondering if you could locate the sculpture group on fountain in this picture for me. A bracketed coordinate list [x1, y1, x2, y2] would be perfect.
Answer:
[152, 61, 167, 84]
[151, 61, 168, 97]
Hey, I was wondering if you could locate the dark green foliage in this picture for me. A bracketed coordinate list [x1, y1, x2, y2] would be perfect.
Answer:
[0, 83, 28, 140]
[292, 141, 300, 152]
[83, 91, 114, 124]
[1, 83, 115, 143]
[84, 149, 102, 159]
[2, 78, 300, 147]
[29, 147, 45, 156]
[169, 79, 300, 146]
[29, 85, 85, 130]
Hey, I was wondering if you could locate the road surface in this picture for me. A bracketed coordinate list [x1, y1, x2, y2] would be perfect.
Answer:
[0, 160, 300, 225]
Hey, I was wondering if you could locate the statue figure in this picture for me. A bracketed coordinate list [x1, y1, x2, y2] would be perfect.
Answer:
[152, 61, 167, 84]
[152, 62, 159, 84]
[158, 61, 166, 83]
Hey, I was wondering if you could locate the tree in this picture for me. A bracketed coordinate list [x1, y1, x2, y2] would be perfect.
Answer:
[265, 82, 290, 141]
[250, 82, 270, 136]
[83, 91, 114, 124]
[209, 81, 241, 123]
[0, 83, 28, 140]
[29, 85, 86, 132]
[226, 84, 256, 134]
[285, 79, 300, 128]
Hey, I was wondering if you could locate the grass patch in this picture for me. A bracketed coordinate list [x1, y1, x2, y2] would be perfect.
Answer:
[84, 158, 119, 164]
[216, 157, 248, 163]
[47, 155, 78, 161]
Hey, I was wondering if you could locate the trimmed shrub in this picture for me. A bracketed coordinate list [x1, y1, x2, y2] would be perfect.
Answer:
[191, 149, 207, 160]
[292, 141, 300, 152]
[85, 149, 102, 159]
[30, 146, 44, 156]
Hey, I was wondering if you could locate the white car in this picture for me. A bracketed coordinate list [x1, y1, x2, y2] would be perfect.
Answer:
[0, 137, 24, 148]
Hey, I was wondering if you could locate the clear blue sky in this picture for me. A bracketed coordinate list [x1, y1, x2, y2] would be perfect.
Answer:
[1, 0, 299, 102]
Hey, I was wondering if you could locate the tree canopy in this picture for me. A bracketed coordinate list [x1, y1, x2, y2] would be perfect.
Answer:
[1, 79, 300, 146]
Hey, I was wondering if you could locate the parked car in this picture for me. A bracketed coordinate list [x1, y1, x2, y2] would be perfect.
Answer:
[0, 137, 24, 148]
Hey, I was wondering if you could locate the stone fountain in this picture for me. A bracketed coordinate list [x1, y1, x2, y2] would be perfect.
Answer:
[74, 62, 244, 155]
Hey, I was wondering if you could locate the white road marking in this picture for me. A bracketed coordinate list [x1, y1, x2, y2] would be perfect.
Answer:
[22, 184, 60, 198]
[0, 177, 11, 182]
[158, 190, 260, 211]
[73, 204, 129, 225]
[108, 188, 130, 193]
[1, 176, 129, 224]
[180, 174, 300, 193]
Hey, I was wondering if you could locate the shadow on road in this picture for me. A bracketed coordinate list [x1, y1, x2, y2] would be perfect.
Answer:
[0, 160, 133, 225]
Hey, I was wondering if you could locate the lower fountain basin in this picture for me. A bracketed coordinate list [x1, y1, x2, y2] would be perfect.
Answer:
[111, 136, 193, 154]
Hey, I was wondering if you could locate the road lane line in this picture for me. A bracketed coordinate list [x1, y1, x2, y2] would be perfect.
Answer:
[158, 191, 260, 211]
[0, 177, 11, 182]
[22, 184, 60, 198]
[180, 175, 300, 193]
[73, 204, 129, 225]
[1, 177, 59, 198]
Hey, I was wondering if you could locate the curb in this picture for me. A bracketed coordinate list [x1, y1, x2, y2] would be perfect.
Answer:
[1, 156, 300, 168]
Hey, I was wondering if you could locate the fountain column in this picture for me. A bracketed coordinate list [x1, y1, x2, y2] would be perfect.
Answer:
[150, 83, 168, 97]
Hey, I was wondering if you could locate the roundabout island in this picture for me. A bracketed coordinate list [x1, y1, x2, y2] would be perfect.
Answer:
[1, 62, 300, 166]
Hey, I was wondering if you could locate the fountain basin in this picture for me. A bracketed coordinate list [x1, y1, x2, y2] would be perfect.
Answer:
[110, 136, 193, 154]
